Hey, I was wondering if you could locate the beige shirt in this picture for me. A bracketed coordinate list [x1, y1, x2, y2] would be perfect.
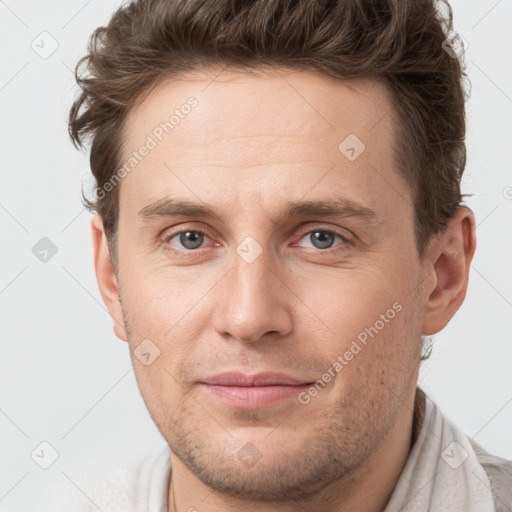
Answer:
[40, 389, 509, 511]
[382, 389, 495, 511]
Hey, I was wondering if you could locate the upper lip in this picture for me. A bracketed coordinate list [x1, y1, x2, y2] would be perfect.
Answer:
[201, 372, 311, 386]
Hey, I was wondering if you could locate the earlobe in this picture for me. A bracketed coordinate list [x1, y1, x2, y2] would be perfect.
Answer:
[91, 214, 128, 342]
[421, 207, 477, 336]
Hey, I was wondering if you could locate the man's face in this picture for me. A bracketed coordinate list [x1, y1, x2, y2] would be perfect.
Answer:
[113, 68, 426, 499]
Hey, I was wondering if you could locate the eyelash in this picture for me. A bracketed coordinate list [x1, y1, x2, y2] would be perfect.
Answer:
[160, 226, 353, 256]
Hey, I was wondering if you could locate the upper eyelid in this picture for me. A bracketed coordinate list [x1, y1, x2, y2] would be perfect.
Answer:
[163, 224, 350, 239]
[294, 225, 352, 240]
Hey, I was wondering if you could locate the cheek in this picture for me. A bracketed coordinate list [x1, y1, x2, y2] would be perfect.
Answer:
[130, 358, 186, 433]
[296, 267, 402, 337]
[119, 261, 212, 340]
[119, 269, 212, 393]
[292, 260, 421, 374]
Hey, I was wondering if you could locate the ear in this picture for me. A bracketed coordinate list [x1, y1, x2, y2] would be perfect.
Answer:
[421, 206, 477, 336]
[91, 214, 128, 341]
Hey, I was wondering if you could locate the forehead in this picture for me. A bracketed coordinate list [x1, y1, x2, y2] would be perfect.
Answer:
[124, 67, 393, 149]
[118, 67, 408, 223]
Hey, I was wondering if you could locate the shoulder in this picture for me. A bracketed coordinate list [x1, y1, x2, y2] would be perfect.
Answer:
[37, 444, 171, 512]
[469, 438, 512, 512]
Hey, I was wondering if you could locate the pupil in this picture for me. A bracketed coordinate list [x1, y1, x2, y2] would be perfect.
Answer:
[311, 231, 333, 249]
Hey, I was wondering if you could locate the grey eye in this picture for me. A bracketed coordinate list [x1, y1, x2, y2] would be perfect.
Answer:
[297, 229, 348, 251]
[175, 231, 205, 250]
[308, 230, 335, 249]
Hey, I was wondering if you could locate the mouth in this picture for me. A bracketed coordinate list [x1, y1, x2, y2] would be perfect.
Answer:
[199, 371, 315, 409]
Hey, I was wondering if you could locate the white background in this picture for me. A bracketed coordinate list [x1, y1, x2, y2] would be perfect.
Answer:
[0, 0, 511, 509]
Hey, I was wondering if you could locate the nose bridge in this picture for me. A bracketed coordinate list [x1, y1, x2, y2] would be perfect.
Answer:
[213, 237, 292, 343]
[233, 241, 272, 300]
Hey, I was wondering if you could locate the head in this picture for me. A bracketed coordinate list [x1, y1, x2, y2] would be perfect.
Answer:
[71, 0, 476, 503]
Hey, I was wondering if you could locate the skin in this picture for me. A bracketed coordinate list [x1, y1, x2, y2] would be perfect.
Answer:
[91, 67, 476, 512]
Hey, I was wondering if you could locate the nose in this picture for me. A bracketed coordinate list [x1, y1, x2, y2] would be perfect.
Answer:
[211, 244, 293, 344]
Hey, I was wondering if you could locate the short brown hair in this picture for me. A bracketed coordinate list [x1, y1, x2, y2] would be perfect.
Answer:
[69, 0, 469, 265]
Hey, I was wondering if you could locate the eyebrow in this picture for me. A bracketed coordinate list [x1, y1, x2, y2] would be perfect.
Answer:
[138, 196, 380, 225]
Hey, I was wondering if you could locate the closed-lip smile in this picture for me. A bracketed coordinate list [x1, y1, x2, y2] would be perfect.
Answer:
[199, 371, 314, 409]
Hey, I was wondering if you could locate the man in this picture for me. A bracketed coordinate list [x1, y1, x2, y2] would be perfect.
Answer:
[49, 0, 511, 510]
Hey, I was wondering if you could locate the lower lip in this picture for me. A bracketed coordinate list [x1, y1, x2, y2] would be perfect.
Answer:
[200, 384, 311, 409]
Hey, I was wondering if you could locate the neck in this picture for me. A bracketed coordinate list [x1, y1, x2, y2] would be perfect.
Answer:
[168, 386, 425, 512]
